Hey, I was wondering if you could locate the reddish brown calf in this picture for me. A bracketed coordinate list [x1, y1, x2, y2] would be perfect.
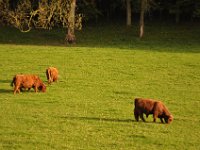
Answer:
[11, 74, 46, 94]
[46, 67, 58, 84]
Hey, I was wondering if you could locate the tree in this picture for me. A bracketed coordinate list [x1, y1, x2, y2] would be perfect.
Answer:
[0, 0, 9, 25]
[139, 0, 146, 38]
[0, 0, 82, 44]
[126, 0, 132, 26]
[193, 1, 200, 19]
[66, 0, 76, 43]
[167, 0, 200, 23]
[139, 0, 155, 38]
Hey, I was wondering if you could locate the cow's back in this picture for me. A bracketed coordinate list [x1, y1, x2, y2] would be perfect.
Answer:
[16, 75, 37, 88]
[46, 67, 58, 82]
[135, 98, 156, 114]
[50, 67, 58, 78]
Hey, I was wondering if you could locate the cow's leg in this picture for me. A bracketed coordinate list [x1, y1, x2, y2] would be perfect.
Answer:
[146, 113, 149, 118]
[153, 117, 156, 122]
[139, 113, 146, 122]
[134, 109, 139, 121]
[48, 78, 52, 84]
[34, 86, 38, 92]
[14, 85, 20, 94]
[14, 88, 17, 94]
[164, 117, 168, 123]
[48, 71, 53, 84]
[50, 76, 53, 83]
[14, 88, 20, 94]
[160, 118, 164, 123]
[153, 113, 158, 122]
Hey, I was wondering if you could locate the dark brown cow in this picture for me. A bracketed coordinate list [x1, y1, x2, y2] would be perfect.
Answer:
[11, 74, 46, 94]
[46, 67, 58, 84]
[134, 98, 173, 124]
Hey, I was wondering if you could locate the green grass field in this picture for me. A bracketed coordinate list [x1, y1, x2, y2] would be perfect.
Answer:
[0, 23, 200, 149]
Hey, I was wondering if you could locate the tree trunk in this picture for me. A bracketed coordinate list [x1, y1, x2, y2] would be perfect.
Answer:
[126, 0, 132, 26]
[66, 0, 76, 44]
[139, 0, 145, 38]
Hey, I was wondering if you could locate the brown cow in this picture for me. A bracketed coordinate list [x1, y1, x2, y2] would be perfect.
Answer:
[11, 74, 46, 94]
[46, 67, 58, 84]
[134, 98, 173, 124]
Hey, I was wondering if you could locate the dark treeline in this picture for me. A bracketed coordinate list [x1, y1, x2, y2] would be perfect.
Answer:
[78, 0, 200, 24]
[1, 0, 199, 41]
[6, 0, 200, 24]
[3, 0, 200, 26]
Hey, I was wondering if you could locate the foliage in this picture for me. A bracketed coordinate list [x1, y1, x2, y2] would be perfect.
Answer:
[8, 0, 32, 32]
[193, 1, 200, 18]
[81, 0, 200, 22]
[0, 0, 9, 25]
[77, 0, 102, 21]
[1, 0, 200, 28]
[0, 0, 82, 32]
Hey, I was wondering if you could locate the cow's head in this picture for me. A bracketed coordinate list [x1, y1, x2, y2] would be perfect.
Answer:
[165, 115, 173, 124]
[38, 83, 46, 92]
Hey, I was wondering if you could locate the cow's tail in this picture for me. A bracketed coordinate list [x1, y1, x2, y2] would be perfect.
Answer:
[134, 98, 140, 106]
[10, 75, 16, 87]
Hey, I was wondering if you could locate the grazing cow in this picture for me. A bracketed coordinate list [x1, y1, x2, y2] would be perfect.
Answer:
[46, 67, 58, 84]
[11, 74, 46, 94]
[134, 98, 173, 124]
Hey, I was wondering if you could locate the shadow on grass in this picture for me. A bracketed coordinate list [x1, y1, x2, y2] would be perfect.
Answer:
[0, 23, 199, 53]
[61, 116, 167, 125]
[0, 89, 13, 93]
[0, 80, 11, 84]
[61, 116, 134, 123]
[0, 88, 43, 94]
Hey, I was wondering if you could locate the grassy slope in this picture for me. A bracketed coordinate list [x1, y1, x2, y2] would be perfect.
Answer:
[0, 23, 200, 149]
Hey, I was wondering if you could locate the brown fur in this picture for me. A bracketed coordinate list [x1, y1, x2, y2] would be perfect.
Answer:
[46, 67, 58, 84]
[134, 98, 173, 124]
[11, 74, 46, 94]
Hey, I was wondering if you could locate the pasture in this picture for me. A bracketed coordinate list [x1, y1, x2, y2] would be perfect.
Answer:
[0, 23, 200, 149]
